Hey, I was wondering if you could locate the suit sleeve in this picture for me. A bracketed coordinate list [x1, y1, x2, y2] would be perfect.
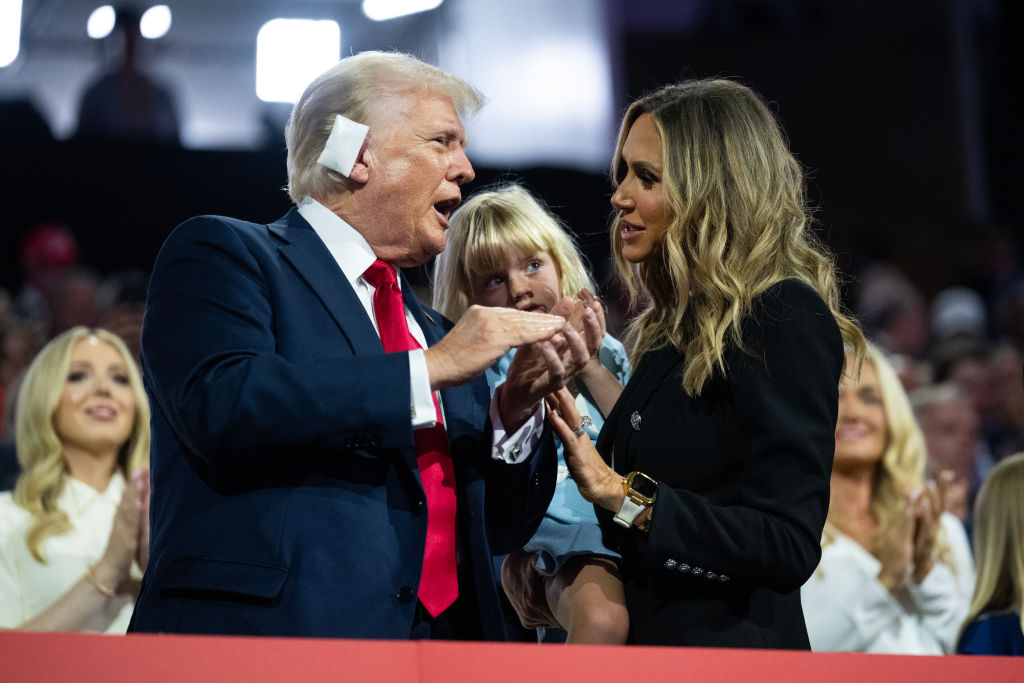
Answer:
[641, 281, 844, 592]
[142, 216, 416, 466]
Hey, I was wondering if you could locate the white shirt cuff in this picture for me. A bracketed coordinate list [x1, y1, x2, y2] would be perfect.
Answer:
[408, 349, 437, 429]
[489, 389, 543, 464]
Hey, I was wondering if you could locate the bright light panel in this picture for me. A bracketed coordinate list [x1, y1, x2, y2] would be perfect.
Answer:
[256, 19, 340, 104]
[87, 5, 116, 40]
[0, 0, 22, 67]
[140, 5, 172, 39]
[362, 0, 443, 22]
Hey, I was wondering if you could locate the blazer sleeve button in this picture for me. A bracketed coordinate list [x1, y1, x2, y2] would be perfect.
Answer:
[664, 559, 678, 570]
[395, 586, 415, 603]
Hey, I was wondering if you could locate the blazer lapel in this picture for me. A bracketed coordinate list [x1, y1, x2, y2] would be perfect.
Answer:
[269, 209, 382, 354]
[599, 346, 683, 473]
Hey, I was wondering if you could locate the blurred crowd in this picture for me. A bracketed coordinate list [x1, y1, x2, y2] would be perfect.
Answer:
[1, 211, 1022, 655]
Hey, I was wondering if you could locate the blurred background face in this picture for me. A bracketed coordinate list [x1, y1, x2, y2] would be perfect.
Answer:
[916, 399, 980, 481]
[834, 359, 889, 472]
[53, 336, 136, 458]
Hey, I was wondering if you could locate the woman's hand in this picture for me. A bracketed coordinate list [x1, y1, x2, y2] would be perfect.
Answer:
[546, 387, 623, 512]
[910, 473, 950, 584]
[872, 499, 915, 593]
[93, 472, 147, 594]
[133, 468, 151, 573]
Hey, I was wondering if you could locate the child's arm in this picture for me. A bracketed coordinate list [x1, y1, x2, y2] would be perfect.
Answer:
[577, 361, 625, 418]
[573, 295, 625, 418]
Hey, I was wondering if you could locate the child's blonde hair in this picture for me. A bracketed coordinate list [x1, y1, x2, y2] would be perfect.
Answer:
[432, 183, 593, 321]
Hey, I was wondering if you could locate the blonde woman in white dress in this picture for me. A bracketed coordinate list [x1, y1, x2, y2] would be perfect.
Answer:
[0, 327, 149, 632]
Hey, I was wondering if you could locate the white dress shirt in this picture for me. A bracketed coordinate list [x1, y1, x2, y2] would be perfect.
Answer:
[297, 197, 541, 461]
[801, 513, 975, 654]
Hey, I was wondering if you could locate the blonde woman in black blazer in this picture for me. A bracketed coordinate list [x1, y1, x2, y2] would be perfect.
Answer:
[547, 79, 866, 648]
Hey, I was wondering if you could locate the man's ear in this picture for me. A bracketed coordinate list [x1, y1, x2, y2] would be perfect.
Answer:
[348, 144, 370, 184]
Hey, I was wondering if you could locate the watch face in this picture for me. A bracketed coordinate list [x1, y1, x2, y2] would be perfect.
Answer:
[629, 472, 658, 498]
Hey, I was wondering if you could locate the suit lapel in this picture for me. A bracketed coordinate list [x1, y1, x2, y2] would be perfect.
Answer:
[600, 346, 683, 473]
[398, 274, 482, 443]
[269, 209, 382, 354]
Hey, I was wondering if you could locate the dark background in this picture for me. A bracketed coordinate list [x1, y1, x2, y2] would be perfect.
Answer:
[1, 0, 1020, 305]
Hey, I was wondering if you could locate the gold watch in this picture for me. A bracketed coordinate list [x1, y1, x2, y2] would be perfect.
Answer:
[613, 471, 658, 529]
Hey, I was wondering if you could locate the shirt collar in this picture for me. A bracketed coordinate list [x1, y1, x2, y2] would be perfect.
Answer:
[62, 470, 126, 516]
[296, 196, 400, 289]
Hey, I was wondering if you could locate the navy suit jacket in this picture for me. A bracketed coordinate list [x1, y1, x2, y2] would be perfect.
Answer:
[131, 209, 555, 638]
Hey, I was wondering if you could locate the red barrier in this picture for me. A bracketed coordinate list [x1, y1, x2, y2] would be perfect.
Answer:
[0, 631, 1020, 682]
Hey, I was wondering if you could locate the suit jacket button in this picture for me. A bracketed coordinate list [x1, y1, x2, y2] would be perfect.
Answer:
[532, 474, 542, 491]
[395, 586, 414, 603]
[414, 499, 425, 514]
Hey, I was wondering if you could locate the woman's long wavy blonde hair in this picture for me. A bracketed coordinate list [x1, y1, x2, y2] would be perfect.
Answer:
[12, 327, 150, 563]
[824, 343, 953, 568]
[610, 79, 864, 394]
[962, 452, 1024, 640]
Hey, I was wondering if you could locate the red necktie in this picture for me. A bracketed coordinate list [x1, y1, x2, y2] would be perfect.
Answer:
[363, 259, 458, 617]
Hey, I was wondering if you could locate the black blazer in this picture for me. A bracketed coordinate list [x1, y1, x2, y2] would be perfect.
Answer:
[597, 279, 844, 648]
[131, 209, 554, 639]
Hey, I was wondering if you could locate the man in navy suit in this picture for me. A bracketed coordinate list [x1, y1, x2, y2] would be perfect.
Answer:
[130, 51, 598, 639]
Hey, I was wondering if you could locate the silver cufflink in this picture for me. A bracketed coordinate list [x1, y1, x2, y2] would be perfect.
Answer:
[630, 411, 641, 431]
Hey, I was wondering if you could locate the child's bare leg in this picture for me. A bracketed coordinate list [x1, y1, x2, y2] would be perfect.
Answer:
[545, 555, 629, 644]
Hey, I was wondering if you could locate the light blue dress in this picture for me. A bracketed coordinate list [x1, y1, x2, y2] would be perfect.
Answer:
[487, 334, 630, 574]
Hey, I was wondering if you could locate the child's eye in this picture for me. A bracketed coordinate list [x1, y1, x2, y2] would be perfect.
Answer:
[67, 371, 87, 382]
[483, 274, 505, 289]
[526, 260, 541, 272]
[112, 374, 131, 385]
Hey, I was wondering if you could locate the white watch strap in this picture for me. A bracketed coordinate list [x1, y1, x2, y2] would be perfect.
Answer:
[613, 495, 646, 527]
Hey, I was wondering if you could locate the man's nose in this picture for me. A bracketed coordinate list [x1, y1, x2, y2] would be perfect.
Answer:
[449, 148, 475, 185]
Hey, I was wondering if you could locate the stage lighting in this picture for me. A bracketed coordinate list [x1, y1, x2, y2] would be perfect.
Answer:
[140, 5, 172, 39]
[256, 19, 341, 103]
[87, 5, 116, 40]
[0, 0, 21, 67]
[362, 0, 443, 22]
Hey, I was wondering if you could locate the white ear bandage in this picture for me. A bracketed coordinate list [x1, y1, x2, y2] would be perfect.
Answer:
[316, 114, 369, 177]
